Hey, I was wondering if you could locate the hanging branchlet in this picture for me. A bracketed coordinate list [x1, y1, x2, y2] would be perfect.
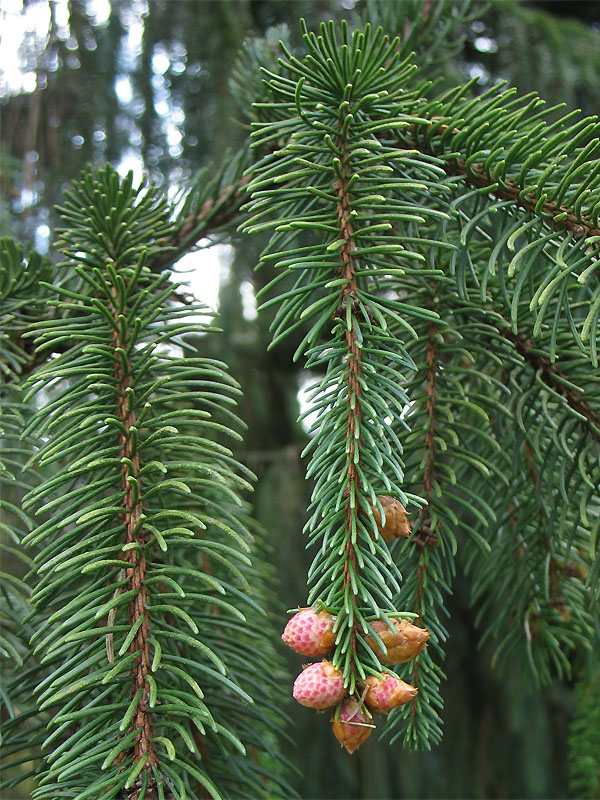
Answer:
[243, 19, 458, 749]
[244, 14, 600, 755]
[413, 289, 441, 551]
[393, 294, 505, 745]
[18, 166, 295, 799]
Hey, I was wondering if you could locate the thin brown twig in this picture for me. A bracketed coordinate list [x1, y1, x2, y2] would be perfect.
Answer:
[151, 175, 251, 271]
[335, 120, 362, 669]
[445, 158, 600, 242]
[109, 283, 157, 797]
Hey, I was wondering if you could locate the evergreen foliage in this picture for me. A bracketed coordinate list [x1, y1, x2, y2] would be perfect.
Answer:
[1, 167, 294, 799]
[241, 11, 599, 761]
[1, 2, 599, 798]
[0, 241, 50, 792]
[569, 652, 600, 799]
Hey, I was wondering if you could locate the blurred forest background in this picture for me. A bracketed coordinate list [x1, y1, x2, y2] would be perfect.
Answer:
[2, 1, 600, 798]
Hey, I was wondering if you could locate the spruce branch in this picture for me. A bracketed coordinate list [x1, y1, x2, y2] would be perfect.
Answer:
[443, 158, 600, 242]
[392, 89, 600, 356]
[0, 241, 50, 788]
[16, 166, 293, 799]
[244, 18, 461, 749]
[153, 149, 252, 272]
[244, 16, 598, 753]
[394, 123, 600, 243]
[396, 304, 445, 744]
[0, 240, 52, 382]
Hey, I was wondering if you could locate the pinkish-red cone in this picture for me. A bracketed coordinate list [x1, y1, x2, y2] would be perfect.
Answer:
[282, 608, 336, 657]
[292, 661, 345, 709]
[331, 697, 374, 754]
[363, 673, 417, 713]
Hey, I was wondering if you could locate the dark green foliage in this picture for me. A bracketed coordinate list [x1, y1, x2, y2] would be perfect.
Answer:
[2, 2, 600, 797]
[569, 654, 600, 799]
[0, 242, 51, 793]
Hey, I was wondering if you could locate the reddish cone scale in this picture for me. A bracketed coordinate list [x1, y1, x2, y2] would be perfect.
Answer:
[331, 697, 374, 754]
[364, 618, 430, 665]
[293, 660, 345, 709]
[363, 673, 417, 713]
[282, 608, 336, 657]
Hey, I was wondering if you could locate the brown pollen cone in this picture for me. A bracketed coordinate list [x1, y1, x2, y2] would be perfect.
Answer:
[364, 618, 430, 665]
[331, 697, 374, 754]
[371, 496, 411, 542]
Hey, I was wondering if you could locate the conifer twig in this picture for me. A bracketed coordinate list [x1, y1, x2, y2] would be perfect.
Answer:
[152, 175, 251, 271]
[443, 159, 600, 242]
[334, 122, 362, 670]
[109, 282, 157, 792]
[408, 290, 440, 719]
[413, 287, 441, 550]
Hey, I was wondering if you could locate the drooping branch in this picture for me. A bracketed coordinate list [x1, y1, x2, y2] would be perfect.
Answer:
[407, 291, 440, 723]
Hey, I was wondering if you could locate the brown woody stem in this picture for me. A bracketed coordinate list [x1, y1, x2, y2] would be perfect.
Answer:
[444, 159, 600, 242]
[335, 122, 361, 671]
[109, 284, 156, 795]
[414, 290, 441, 550]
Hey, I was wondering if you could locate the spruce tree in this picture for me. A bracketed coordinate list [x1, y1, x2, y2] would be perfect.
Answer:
[1, 3, 599, 799]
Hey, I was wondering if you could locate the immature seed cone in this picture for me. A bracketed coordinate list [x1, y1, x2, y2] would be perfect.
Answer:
[364, 618, 430, 665]
[363, 673, 418, 713]
[292, 660, 346, 709]
[282, 608, 336, 657]
[331, 697, 374, 754]
[371, 496, 411, 542]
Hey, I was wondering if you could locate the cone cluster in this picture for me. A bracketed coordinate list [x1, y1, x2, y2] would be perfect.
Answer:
[283, 604, 429, 753]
